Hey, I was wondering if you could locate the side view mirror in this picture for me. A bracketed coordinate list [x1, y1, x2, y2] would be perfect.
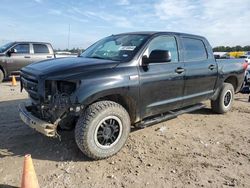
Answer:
[141, 50, 171, 71]
[147, 50, 171, 63]
[7, 48, 17, 56]
[10, 48, 17, 53]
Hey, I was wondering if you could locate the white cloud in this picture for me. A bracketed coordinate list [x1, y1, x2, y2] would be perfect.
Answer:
[5, 0, 248, 48]
[117, 0, 130, 6]
[34, 0, 42, 3]
[48, 8, 88, 23]
[66, 15, 88, 23]
[154, 0, 250, 46]
[69, 8, 133, 28]
[155, 0, 197, 20]
[48, 9, 62, 15]
[94, 12, 133, 28]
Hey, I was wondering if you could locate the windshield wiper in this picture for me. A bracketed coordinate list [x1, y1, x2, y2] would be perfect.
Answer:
[89, 56, 119, 61]
[90, 56, 106, 60]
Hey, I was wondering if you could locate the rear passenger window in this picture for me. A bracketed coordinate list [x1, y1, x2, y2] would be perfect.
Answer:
[146, 36, 179, 62]
[13, 44, 30, 54]
[33, 44, 49, 53]
[183, 38, 207, 61]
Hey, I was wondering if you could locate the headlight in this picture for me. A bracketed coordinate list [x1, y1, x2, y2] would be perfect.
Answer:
[44, 80, 79, 103]
[57, 81, 77, 95]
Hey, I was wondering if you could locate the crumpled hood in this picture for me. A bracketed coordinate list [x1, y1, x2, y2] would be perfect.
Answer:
[22, 57, 119, 79]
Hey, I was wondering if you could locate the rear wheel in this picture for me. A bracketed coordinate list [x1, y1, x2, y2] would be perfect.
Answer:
[211, 83, 234, 114]
[75, 100, 130, 159]
[0, 69, 4, 83]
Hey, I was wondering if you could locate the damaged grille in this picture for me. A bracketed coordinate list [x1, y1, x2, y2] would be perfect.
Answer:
[20, 71, 39, 101]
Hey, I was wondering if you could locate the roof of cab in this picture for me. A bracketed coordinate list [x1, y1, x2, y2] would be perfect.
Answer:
[115, 31, 206, 39]
[13, 41, 52, 45]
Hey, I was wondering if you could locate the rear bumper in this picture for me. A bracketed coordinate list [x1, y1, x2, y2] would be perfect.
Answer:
[18, 103, 57, 137]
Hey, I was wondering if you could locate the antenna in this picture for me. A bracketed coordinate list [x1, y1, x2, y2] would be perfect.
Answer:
[67, 24, 70, 49]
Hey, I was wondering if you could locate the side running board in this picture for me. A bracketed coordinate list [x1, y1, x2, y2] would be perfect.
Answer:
[137, 103, 206, 128]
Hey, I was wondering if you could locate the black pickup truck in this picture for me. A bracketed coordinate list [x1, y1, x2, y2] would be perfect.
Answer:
[19, 32, 247, 159]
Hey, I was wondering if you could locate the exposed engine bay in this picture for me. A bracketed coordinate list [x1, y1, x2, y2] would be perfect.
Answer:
[20, 72, 82, 130]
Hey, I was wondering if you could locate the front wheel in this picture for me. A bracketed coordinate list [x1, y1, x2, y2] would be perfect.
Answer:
[75, 101, 130, 159]
[211, 83, 234, 114]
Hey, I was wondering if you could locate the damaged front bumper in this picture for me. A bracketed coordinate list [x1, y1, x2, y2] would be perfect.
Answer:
[19, 103, 58, 137]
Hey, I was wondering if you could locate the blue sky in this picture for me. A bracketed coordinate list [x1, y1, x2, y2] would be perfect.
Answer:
[0, 0, 249, 49]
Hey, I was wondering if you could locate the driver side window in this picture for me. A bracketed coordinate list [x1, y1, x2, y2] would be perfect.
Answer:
[145, 36, 179, 62]
[13, 44, 30, 54]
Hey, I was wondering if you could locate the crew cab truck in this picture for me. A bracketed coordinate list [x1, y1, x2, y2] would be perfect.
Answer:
[19, 32, 247, 159]
[0, 41, 55, 82]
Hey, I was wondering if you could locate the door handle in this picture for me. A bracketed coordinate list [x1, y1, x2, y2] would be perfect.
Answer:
[24, 56, 31, 58]
[175, 67, 185, 74]
[47, 56, 52, 58]
[209, 64, 215, 70]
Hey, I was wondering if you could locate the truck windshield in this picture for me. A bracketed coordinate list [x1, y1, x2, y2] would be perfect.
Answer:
[0, 42, 15, 53]
[80, 34, 149, 62]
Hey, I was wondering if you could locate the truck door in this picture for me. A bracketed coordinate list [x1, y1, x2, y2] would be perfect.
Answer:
[181, 37, 218, 106]
[139, 35, 185, 119]
[31, 43, 54, 63]
[6, 43, 32, 73]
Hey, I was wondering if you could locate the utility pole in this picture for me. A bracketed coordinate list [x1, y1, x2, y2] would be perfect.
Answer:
[67, 24, 70, 50]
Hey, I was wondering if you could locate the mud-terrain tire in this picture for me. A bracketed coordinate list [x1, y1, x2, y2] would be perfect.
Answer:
[0, 69, 4, 83]
[75, 100, 130, 159]
[211, 83, 234, 114]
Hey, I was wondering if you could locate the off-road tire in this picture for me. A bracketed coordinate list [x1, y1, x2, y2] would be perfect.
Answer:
[75, 100, 130, 159]
[211, 83, 234, 114]
[0, 69, 4, 83]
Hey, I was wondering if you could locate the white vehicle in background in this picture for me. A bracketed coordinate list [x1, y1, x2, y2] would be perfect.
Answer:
[245, 55, 250, 64]
[55, 51, 78, 58]
[246, 67, 250, 84]
[240, 64, 250, 93]
[240, 55, 250, 92]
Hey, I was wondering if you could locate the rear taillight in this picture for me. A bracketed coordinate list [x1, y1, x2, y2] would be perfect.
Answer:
[243, 62, 248, 70]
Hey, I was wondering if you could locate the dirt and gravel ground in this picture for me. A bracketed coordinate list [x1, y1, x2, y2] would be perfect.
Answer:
[0, 81, 249, 188]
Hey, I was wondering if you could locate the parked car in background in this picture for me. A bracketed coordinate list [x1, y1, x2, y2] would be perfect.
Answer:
[214, 54, 220, 59]
[0, 42, 55, 82]
[246, 69, 250, 83]
[55, 51, 78, 58]
[220, 54, 231, 59]
[240, 68, 250, 93]
[245, 55, 250, 64]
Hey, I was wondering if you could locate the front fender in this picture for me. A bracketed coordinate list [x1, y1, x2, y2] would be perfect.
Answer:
[72, 66, 139, 107]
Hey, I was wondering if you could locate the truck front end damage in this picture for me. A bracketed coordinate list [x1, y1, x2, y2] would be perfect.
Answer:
[19, 70, 81, 137]
[19, 103, 59, 137]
